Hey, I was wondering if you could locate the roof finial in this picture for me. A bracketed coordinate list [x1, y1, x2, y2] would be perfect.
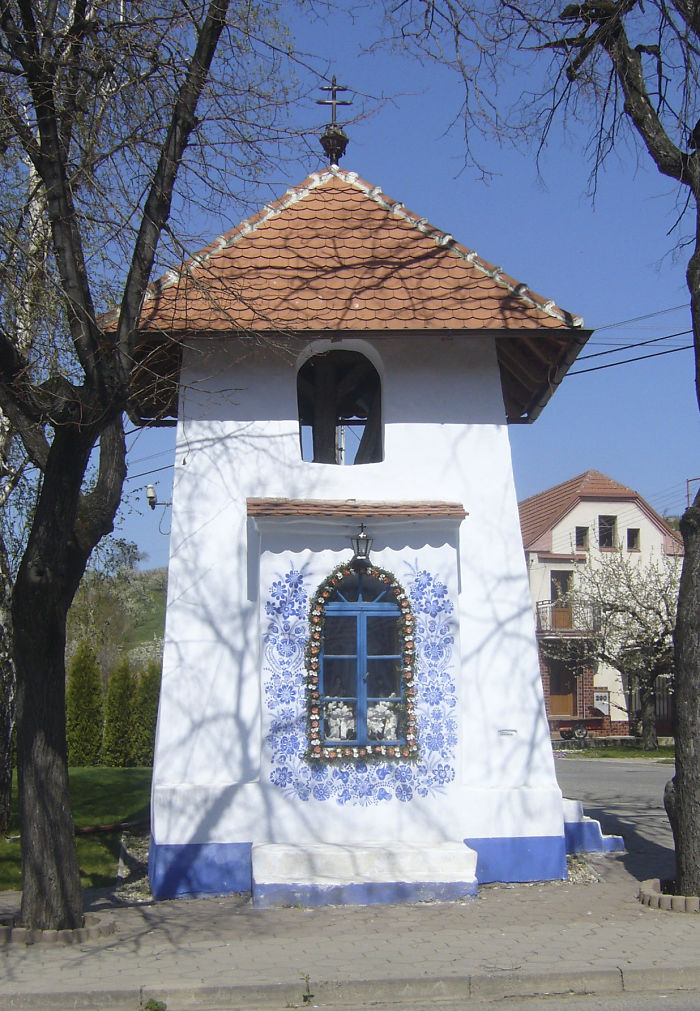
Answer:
[317, 75, 352, 165]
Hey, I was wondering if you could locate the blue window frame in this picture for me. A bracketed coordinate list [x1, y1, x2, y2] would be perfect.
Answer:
[306, 566, 418, 761]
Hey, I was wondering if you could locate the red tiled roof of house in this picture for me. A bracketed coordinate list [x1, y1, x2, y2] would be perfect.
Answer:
[518, 470, 681, 549]
[129, 167, 591, 423]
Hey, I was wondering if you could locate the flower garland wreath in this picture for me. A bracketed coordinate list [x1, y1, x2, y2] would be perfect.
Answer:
[305, 561, 419, 763]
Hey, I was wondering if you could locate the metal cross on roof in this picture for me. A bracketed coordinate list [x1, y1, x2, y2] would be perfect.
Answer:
[317, 76, 352, 165]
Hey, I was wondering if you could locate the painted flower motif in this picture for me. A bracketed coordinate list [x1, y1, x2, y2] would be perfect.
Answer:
[270, 766, 294, 788]
[264, 566, 456, 807]
[312, 781, 333, 801]
[433, 763, 455, 785]
[396, 782, 413, 802]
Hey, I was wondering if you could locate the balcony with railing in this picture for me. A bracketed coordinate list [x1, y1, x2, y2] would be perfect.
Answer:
[535, 600, 601, 635]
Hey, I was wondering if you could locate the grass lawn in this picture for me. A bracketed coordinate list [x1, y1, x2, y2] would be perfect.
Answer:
[557, 745, 675, 760]
[0, 767, 152, 891]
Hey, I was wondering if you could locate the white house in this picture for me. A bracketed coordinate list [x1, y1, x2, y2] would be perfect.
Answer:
[130, 165, 618, 906]
[519, 470, 683, 738]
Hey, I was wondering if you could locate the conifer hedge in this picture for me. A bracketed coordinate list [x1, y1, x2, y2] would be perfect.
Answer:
[101, 660, 136, 767]
[131, 661, 161, 766]
[66, 642, 104, 766]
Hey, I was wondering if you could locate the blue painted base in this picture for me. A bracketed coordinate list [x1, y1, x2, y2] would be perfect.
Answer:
[564, 820, 625, 855]
[253, 879, 478, 908]
[149, 833, 585, 901]
[148, 838, 252, 899]
[465, 835, 567, 883]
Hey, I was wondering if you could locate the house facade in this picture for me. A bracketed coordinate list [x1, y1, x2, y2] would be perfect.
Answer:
[130, 165, 618, 906]
[519, 471, 683, 738]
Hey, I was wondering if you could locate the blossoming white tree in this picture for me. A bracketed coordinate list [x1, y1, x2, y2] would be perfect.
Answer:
[562, 550, 681, 751]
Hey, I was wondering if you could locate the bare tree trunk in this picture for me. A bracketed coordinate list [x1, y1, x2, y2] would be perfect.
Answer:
[639, 684, 658, 752]
[0, 535, 14, 836]
[12, 429, 101, 929]
[674, 491, 700, 895]
[670, 202, 700, 895]
[13, 419, 126, 928]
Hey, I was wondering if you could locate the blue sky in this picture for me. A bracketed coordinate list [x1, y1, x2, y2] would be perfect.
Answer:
[120, 8, 700, 569]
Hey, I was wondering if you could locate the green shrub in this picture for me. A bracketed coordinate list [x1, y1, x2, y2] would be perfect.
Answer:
[66, 642, 104, 765]
[101, 660, 135, 767]
[131, 660, 161, 766]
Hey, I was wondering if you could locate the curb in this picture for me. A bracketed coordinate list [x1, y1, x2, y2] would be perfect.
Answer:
[638, 878, 700, 913]
[0, 913, 116, 945]
[7, 966, 700, 1010]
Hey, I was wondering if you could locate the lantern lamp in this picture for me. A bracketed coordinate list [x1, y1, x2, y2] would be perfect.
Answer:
[350, 523, 373, 564]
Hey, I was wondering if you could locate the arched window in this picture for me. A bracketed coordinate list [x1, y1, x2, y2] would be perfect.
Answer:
[297, 349, 382, 464]
[306, 565, 418, 761]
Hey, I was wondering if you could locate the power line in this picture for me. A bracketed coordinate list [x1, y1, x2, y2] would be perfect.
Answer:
[568, 342, 693, 376]
[577, 330, 692, 361]
[593, 304, 688, 332]
[125, 463, 173, 482]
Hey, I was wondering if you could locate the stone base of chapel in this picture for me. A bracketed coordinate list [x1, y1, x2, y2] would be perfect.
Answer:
[251, 841, 478, 907]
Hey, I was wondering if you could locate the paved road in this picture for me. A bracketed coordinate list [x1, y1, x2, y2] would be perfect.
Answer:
[555, 755, 676, 880]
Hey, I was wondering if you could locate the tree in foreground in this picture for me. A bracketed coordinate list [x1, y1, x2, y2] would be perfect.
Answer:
[0, 0, 299, 929]
[101, 661, 135, 768]
[385, 0, 700, 895]
[66, 643, 104, 767]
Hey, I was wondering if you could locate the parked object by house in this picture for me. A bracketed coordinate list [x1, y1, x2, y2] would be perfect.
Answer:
[519, 471, 683, 739]
[128, 164, 618, 905]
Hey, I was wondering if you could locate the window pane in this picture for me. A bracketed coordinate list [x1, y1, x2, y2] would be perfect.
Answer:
[550, 570, 573, 600]
[598, 515, 616, 549]
[322, 658, 357, 698]
[367, 700, 401, 741]
[323, 700, 357, 742]
[323, 615, 357, 655]
[366, 659, 401, 698]
[366, 615, 400, 656]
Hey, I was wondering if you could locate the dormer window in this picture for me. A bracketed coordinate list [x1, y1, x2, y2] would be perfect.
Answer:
[297, 350, 382, 464]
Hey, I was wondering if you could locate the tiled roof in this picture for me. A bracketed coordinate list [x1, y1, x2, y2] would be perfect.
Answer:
[140, 169, 581, 334]
[518, 470, 680, 549]
[130, 167, 591, 423]
[247, 499, 467, 519]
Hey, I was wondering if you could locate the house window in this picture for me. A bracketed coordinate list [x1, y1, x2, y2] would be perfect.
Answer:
[306, 565, 418, 761]
[598, 515, 617, 549]
[575, 526, 589, 550]
[297, 350, 382, 464]
[627, 528, 640, 551]
[551, 570, 573, 600]
[550, 570, 573, 629]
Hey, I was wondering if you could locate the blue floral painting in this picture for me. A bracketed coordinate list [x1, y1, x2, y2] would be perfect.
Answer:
[263, 565, 457, 805]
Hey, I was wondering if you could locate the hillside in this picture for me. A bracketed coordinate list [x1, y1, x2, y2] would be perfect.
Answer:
[66, 567, 167, 676]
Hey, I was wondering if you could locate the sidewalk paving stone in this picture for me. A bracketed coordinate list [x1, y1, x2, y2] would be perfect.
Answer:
[2, 853, 700, 1009]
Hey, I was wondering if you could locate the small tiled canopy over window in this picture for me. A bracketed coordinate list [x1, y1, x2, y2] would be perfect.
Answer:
[297, 350, 382, 464]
